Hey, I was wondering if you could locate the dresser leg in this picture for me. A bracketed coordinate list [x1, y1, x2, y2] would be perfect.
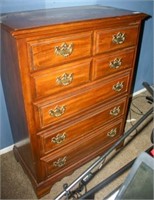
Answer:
[34, 184, 53, 199]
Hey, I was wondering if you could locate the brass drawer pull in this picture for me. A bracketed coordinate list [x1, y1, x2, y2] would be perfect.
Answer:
[49, 105, 66, 117]
[107, 128, 117, 137]
[52, 133, 66, 144]
[112, 32, 125, 44]
[56, 73, 74, 86]
[53, 156, 67, 167]
[110, 106, 120, 116]
[55, 43, 74, 57]
[113, 82, 124, 92]
[109, 58, 122, 69]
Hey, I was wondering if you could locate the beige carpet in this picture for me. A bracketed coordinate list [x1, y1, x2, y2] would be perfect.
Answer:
[1, 91, 153, 200]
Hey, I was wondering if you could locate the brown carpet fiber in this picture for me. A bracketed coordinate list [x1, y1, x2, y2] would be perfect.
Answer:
[1, 91, 153, 199]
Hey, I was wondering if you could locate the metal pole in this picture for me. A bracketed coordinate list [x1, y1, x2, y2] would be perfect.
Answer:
[81, 158, 135, 199]
[55, 107, 153, 200]
[80, 146, 153, 199]
[142, 82, 153, 96]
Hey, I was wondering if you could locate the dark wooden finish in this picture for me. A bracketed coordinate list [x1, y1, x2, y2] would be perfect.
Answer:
[92, 47, 135, 80]
[94, 25, 139, 54]
[34, 71, 130, 129]
[28, 32, 92, 70]
[41, 119, 123, 178]
[1, 6, 146, 34]
[1, 27, 36, 177]
[1, 6, 148, 198]
[37, 98, 127, 156]
[31, 59, 92, 99]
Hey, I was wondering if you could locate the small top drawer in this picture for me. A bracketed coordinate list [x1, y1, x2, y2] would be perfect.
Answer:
[92, 48, 135, 80]
[28, 32, 92, 71]
[31, 59, 92, 99]
[94, 26, 139, 54]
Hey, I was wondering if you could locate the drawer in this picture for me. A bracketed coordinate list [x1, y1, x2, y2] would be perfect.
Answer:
[38, 97, 127, 156]
[41, 119, 123, 177]
[31, 59, 92, 99]
[34, 71, 131, 129]
[28, 32, 92, 71]
[92, 48, 135, 80]
[94, 26, 139, 54]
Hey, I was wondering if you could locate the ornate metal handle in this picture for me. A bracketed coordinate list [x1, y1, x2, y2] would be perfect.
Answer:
[53, 156, 67, 167]
[52, 133, 66, 144]
[56, 73, 74, 86]
[55, 43, 74, 57]
[107, 128, 117, 137]
[110, 106, 120, 116]
[49, 105, 66, 117]
[112, 32, 125, 44]
[113, 82, 124, 92]
[109, 58, 122, 69]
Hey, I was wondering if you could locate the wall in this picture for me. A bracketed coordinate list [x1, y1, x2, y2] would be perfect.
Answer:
[0, 0, 97, 13]
[0, 0, 153, 149]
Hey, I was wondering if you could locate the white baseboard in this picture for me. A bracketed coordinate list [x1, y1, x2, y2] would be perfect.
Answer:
[0, 144, 14, 155]
[133, 88, 147, 97]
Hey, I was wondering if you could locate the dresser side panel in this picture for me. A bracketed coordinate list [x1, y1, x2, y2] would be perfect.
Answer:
[1, 28, 36, 177]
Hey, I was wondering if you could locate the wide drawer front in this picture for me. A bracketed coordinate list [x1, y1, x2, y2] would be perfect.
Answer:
[92, 48, 135, 80]
[38, 97, 127, 155]
[28, 32, 92, 71]
[34, 71, 131, 129]
[94, 26, 139, 54]
[31, 59, 92, 99]
[41, 119, 123, 177]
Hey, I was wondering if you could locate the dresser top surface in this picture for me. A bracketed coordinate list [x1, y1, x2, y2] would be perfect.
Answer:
[1, 5, 143, 30]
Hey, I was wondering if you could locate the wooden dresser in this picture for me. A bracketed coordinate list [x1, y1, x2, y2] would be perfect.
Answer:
[1, 6, 147, 198]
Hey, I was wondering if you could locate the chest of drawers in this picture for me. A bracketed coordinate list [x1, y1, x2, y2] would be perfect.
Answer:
[1, 6, 147, 198]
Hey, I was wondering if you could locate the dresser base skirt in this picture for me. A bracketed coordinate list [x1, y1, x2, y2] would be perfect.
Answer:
[13, 137, 123, 198]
